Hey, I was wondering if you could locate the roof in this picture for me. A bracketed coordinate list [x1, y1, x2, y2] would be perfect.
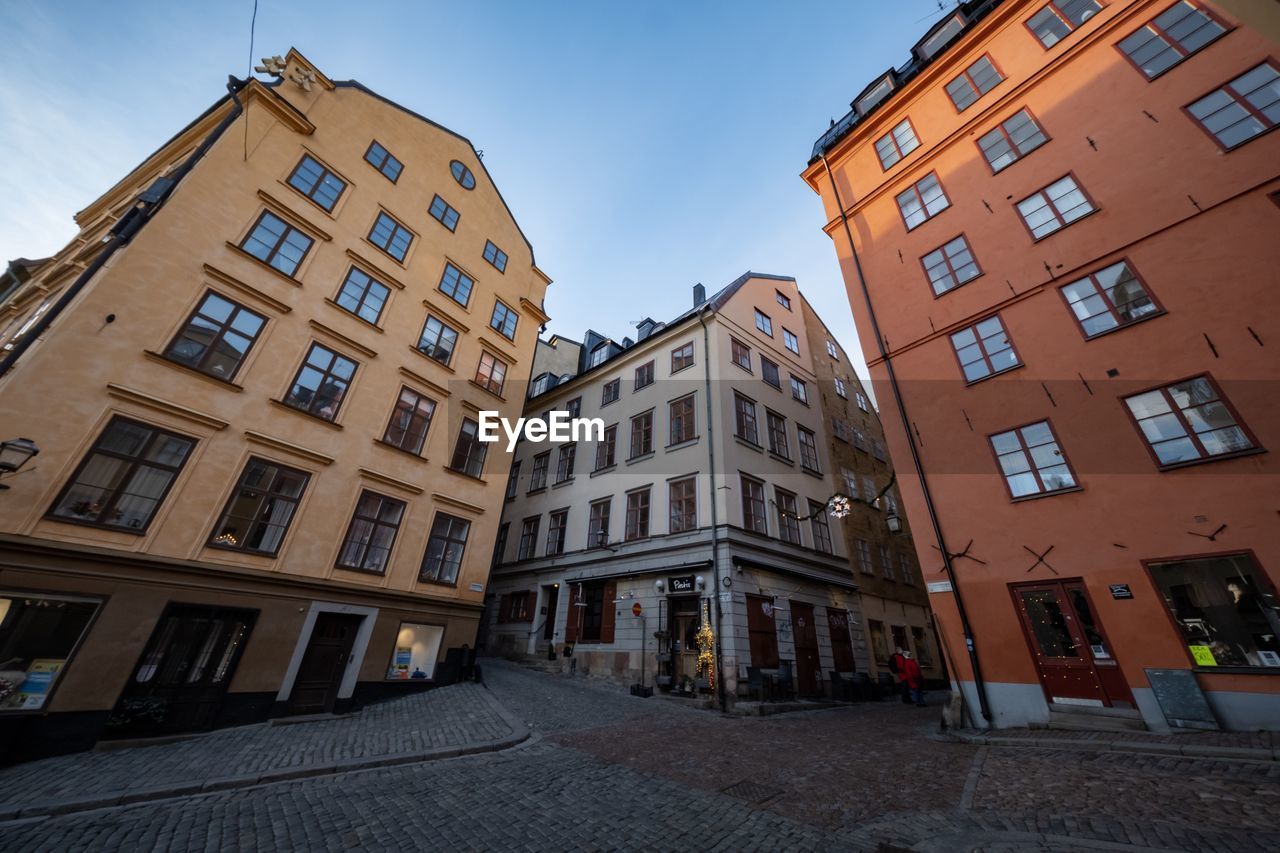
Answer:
[809, 0, 1006, 163]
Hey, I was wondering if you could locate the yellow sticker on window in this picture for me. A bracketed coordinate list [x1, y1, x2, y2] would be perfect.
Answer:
[1189, 645, 1217, 667]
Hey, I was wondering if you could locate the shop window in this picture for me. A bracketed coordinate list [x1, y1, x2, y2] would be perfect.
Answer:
[911, 627, 934, 668]
[1149, 554, 1280, 668]
[0, 593, 101, 711]
[386, 622, 444, 680]
[868, 619, 888, 664]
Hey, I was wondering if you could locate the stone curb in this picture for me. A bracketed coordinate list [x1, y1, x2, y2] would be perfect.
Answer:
[0, 684, 530, 822]
[937, 730, 1276, 763]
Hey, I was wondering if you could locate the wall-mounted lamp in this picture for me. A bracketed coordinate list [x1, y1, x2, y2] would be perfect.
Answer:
[0, 437, 39, 490]
[654, 579, 665, 594]
[695, 575, 706, 591]
[886, 513, 903, 534]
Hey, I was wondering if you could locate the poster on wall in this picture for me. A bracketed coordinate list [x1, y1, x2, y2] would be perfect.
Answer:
[13, 659, 65, 709]
[390, 648, 412, 679]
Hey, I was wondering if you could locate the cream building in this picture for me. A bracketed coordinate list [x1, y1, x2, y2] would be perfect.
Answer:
[0, 49, 549, 762]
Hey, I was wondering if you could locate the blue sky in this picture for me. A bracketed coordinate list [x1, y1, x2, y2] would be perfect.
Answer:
[0, 0, 953, 383]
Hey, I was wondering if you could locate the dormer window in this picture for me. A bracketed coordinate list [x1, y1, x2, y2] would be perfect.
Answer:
[855, 75, 895, 116]
[589, 344, 610, 367]
[917, 13, 965, 60]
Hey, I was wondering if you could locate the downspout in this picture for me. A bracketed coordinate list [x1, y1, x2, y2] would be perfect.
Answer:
[0, 77, 248, 380]
[697, 307, 728, 712]
[819, 153, 992, 724]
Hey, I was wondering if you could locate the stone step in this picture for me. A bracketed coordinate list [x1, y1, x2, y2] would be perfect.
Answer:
[1048, 704, 1147, 733]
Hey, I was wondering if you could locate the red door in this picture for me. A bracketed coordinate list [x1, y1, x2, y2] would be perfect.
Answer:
[1011, 581, 1133, 708]
[826, 608, 856, 673]
[789, 601, 820, 697]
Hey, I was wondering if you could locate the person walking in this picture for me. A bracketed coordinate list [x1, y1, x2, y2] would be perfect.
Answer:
[889, 646, 910, 704]
[901, 650, 926, 707]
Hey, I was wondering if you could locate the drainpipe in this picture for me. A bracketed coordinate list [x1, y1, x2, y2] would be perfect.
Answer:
[697, 308, 728, 712]
[819, 153, 992, 724]
[0, 77, 248, 380]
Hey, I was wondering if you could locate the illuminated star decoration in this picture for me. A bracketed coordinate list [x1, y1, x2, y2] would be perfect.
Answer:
[827, 494, 852, 519]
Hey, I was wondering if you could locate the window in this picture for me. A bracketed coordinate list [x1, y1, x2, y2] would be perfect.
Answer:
[334, 267, 390, 326]
[855, 391, 870, 413]
[1118, 1, 1228, 79]
[826, 340, 838, 358]
[899, 553, 915, 584]
[731, 338, 752, 371]
[853, 427, 868, 451]
[761, 357, 781, 388]
[416, 315, 458, 365]
[990, 421, 1077, 498]
[383, 387, 436, 455]
[438, 263, 474, 307]
[602, 378, 621, 405]
[946, 54, 1004, 111]
[1148, 553, 1280, 668]
[588, 499, 611, 548]
[483, 240, 508, 272]
[734, 393, 759, 444]
[856, 76, 895, 115]
[834, 377, 847, 398]
[755, 309, 773, 336]
[570, 580, 614, 644]
[766, 411, 790, 459]
[790, 376, 809, 404]
[861, 474, 877, 504]
[625, 488, 650, 540]
[284, 343, 357, 421]
[922, 235, 982, 296]
[368, 211, 413, 262]
[880, 545, 894, 579]
[419, 513, 471, 584]
[449, 417, 487, 478]
[474, 352, 508, 396]
[0, 592, 101, 710]
[871, 438, 887, 462]
[741, 476, 768, 534]
[671, 342, 694, 373]
[555, 443, 576, 483]
[490, 300, 518, 340]
[1017, 175, 1096, 239]
[1124, 375, 1257, 467]
[978, 110, 1048, 172]
[529, 452, 549, 491]
[775, 489, 801, 545]
[240, 212, 313, 276]
[875, 118, 920, 169]
[833, 418, 849, 442]
[669, 477, 697, 533]
[1186, 62, 1280, 150]
[498, 591, 532, 623]
[630, 410, 654, 458]
[209, 458, 309, 555]
[634, 360, 655, 390]
[518, 517, 540, 559]
[429, 194, 460, 231]
[1061, 260, 1161, 338]
[856, 539, 873, 574]
[505, 462, 521, 501]
[776, 290, 791, 310]
[951, 316, 1021, 383]
[896, 173, 950, 230]
[798, 426, 821, 472]
[595, 424, 617, 470]
[566, 397, 582, 419]
[782, 329, 799, 354]
[919, 13, 964, 58]
[49, 417, 194, 531]
[545, 509, 568, 555]
[669, 395, 696, 445]
[364, 141, 402, 182]
[1027, 0, 1103, 49]
[337, 491, 405, 574]
[809, 502, 833, 554]
[450, 160, 476, 190]
[164, 291, 265, 381]
[287, 155, 345, 211]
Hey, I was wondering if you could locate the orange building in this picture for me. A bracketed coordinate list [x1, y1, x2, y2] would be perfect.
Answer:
[803, 0, 1279, 732]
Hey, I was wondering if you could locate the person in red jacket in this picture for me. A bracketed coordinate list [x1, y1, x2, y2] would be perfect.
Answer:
[901, 650, 926, 707]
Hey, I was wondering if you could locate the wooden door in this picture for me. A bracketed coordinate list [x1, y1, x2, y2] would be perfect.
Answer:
[745, 594, 779, 668]
[117, 604, 257, 735]
[826, 608, 855, 673]
[1012, 582, 1131, 707]
[289, 613, 362, 714]
[790, 601, 820, 697]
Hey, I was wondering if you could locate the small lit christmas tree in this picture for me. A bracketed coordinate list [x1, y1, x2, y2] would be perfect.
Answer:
[696, 600, 715, 692]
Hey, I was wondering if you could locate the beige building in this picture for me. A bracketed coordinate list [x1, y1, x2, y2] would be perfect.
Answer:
[484, 273, 929, 705]
[0, 49, 549, 762]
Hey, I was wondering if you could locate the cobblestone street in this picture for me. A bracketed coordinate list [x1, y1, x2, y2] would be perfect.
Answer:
[0, 660, 1277, 851]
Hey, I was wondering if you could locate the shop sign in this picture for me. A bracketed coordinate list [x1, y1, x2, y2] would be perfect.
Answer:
[1189, 645, 1218, 667]
[1109, 584, 1134, 600]
[669, 575, 695, 593]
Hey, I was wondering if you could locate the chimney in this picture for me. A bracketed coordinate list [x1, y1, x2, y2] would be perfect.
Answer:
[693, 282, 706, 308]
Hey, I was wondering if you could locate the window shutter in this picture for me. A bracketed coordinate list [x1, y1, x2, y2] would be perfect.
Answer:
[601, 581, 617, 644]
[564, 584, 579, 643]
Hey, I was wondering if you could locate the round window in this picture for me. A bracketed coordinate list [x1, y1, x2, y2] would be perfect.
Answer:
[450, 160, 476, 190]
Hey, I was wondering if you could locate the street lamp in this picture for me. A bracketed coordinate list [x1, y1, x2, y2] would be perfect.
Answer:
[0, 437, 38, 490]
[886, 512, 903, 534]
